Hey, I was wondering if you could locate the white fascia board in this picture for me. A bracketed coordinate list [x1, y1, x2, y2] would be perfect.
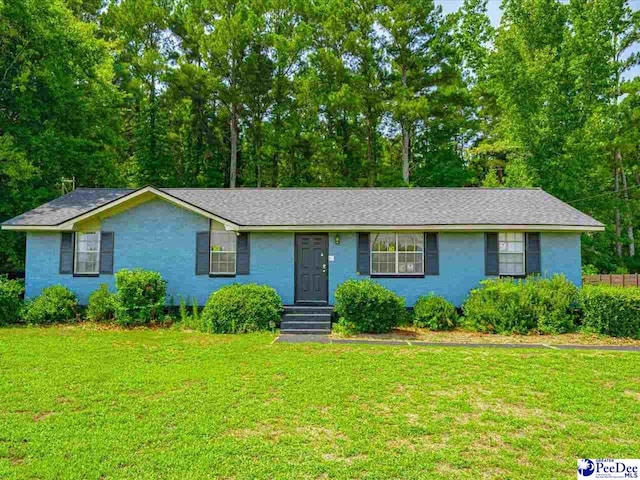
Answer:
[236, 224, 605, 232]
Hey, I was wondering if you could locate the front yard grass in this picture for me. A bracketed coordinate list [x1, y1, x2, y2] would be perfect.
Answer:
[1, 326, 639, 479]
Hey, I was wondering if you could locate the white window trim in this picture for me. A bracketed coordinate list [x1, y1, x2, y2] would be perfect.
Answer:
[498, 232, 526, 276]
[370, 232, 424, 276]
[74, 231, 101, 275]
[209, 230, 237, 275]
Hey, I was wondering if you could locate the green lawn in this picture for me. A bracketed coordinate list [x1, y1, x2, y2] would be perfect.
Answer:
[1, 327, 639, 479]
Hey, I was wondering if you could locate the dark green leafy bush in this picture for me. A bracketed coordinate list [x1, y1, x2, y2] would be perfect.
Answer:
[86, 284, 116, 322]
[23, 285, 78, 324]
[334, 279, 406, 334]
[580, 285, 640, 338]
[413, 294, 458, 331]
[534, 275, 579, 334]
[462, 275, 578, 335]
[201, 284, 283, 333]
[114, 269, 167, 326]
[0, 276, 24, 326]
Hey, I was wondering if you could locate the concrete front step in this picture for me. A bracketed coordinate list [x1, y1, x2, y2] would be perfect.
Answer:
[282, 313, 332, 323]
[280, 329, 331, 335]
[281, 321, 331, 330]
[281, 306, 334, 334]
[284, 306, 334, 315]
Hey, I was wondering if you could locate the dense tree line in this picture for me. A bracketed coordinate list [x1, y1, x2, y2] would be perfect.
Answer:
[1, 0, 638, 273]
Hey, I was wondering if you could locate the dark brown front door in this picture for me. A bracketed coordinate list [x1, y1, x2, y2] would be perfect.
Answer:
[295, 234, 328, 304]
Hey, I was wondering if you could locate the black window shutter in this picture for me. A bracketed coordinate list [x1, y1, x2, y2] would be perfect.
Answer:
[195, 231, 210, 275]
[99, 232, 115, 274]
[526, 232, 541, 275]
[425, 232, 439, 275]
[236, 233, 250, 275]
[357, 233, 370, 275]
[485, 233, 499, 276]
[59, 232, 75, 274]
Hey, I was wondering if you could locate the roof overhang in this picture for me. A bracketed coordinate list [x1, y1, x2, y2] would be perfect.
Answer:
[1, 186, 240, 232]
[234, 224, 605, 232]
[2, 222, 604, 233]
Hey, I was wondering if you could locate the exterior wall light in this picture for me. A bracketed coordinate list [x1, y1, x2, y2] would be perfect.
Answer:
[335, 234, 341, 245]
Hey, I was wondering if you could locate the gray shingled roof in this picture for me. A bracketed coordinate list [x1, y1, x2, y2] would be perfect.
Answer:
[2, 187, 603, 228]
[3, 189, 134, 227]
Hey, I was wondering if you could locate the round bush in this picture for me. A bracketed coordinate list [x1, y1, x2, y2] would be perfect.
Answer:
[23, 285, 78, 324]
[413, 294, 458, 331]
[87, 284, 116, 322]
[201, 283, 283, 333]
[334, 279, 406, 334]
[0, 277, 24, 326]
[114, 269, 167, 326]
[580, 285, 640, 338]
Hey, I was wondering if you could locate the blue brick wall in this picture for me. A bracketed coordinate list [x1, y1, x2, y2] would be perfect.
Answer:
[26, 199, 295, 305]
[329, 232, 488, 306]
[328, 232, 582, 306]
[25, 198, 583, 306]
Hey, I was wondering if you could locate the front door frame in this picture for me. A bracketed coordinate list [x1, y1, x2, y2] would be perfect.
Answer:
[294, 233, 329, 305]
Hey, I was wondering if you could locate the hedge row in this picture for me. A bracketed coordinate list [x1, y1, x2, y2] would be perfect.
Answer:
[3, 273, 640, 338]
[334, 276, 640, 338]
[0, 270, 283, 334]
[580, 285, 640, 338]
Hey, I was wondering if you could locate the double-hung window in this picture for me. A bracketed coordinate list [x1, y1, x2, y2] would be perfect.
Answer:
[371, 233, 424, 275]
[210, 231, 237, 274]
[498, 232, 525, 275]
[75, 231, 100, 274]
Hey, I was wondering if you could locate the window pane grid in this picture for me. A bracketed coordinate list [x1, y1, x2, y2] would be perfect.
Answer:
[210, 231, 236, 274]
[498, 232, 525, 275]
[75, 232, 100, 274]
[371, 233, 424, 275]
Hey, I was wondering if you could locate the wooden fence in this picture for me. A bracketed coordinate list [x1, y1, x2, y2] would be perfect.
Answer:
[583, 274, 640, 287]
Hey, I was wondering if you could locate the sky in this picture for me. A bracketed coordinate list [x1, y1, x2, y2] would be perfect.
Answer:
[435, 0, 502, 25]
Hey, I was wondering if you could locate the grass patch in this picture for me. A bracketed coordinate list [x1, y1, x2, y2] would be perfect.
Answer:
[1, 326, 639, 479]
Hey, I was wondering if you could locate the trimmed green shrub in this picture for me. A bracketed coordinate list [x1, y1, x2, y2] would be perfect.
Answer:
[201, 284, 283, 333]
[334, 279, 406, 334]
[462, 274, 578, 335]
[23, 285, 78, 324]
[86, 284, 116, 322]
[0, 276, 24, 326]
[114, 269, 167, 326]
[534, 275, 579, 334]
[580, 285, 640, 338]
[413, 293, 458, 331]
[463, 278, 535, 334]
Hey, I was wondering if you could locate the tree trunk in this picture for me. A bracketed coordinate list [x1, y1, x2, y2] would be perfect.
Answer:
[273, 111, 280, 187]
[229, 106, 238, 188]
[272, 75, 283, 187]
[618, 151, 635, 256]
[401, 64, 409, 184]
[366, 107, 376, 187]
[615, 165, 623, 257]
[254, 115, 262, 188]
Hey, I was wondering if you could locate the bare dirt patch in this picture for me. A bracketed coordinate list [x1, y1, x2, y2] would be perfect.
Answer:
[333, 327, 640, 347]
